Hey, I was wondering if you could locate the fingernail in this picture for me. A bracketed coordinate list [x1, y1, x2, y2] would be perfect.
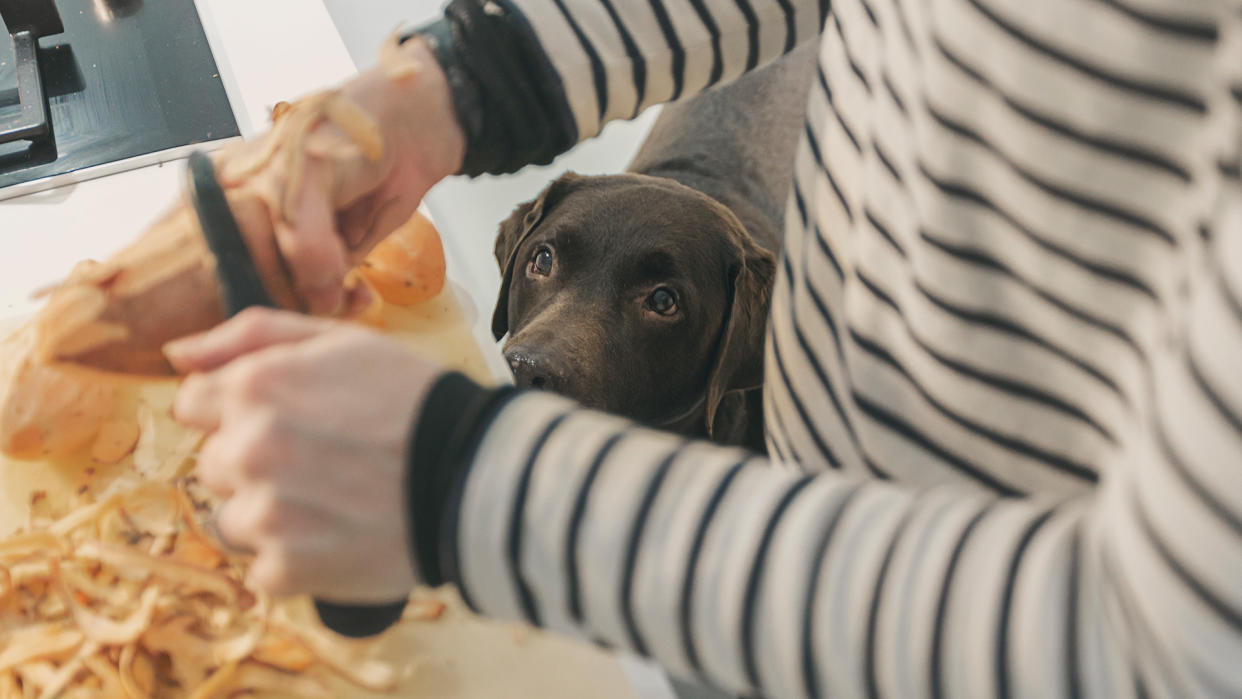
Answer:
[163, 333, 210, 372]
[162, 338, 193, 365]
[163, 337, 189, 355]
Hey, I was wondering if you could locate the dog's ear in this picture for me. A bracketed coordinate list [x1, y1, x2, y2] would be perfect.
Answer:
[492, 172, 583, 340]
[704, 234, 777, 438]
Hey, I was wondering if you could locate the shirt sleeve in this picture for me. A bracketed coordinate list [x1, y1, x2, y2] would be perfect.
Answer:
[409, 0, 825, 176]
[502, 0, 825, 140]
[410, 229, 1242, 698]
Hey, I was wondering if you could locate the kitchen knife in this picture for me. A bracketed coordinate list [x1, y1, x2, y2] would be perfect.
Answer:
[184, 150, 408, 638]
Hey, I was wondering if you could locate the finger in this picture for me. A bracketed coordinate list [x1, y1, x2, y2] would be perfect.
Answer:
[205, 500, 252, 555]
[193, 434, 236, 498]
[172, 373, 225, 432]
[337, 193, 379, 250]
[282, 168, 349, 315]
[215, 491, 300, 595]
[164, 308, 336, 374]
[342, 195, 418, 260]
[246, 546, 298, 596]
[341, 274, 378, 320]
[209, 496, 262, 557]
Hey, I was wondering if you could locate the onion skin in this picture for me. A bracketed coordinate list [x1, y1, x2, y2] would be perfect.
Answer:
[29, 197, 301, 378]
[0, 324, 119, 460]
[358, 211, 446, 307]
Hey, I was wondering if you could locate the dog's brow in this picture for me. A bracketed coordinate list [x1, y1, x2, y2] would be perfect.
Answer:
[546, 226, 579, 252]
[637, 250, 680, 279]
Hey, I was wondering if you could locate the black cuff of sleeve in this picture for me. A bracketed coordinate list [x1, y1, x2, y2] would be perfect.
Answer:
[404, 0, 578, 176]
[406, 372, 518, 587]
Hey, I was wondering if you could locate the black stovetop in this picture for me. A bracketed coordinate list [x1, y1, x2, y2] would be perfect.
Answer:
[0, 0, 238, 194]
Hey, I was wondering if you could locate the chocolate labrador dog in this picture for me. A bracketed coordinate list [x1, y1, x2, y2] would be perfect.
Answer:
[492, 45, 817, 452]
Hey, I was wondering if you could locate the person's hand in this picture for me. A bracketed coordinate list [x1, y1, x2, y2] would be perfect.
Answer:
[209, 37, 465, 315]
[166, 308, 444, 603]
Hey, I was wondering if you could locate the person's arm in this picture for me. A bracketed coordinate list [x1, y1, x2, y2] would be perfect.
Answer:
[152, 0, 824, 315]
[405, 0, 826, 176]
[409, 232, 1242, 697]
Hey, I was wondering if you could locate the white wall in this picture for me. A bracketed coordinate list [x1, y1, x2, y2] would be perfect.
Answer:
[321, 0, 660, 326]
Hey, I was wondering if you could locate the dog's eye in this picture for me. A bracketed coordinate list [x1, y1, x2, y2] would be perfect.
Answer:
[646, 287, 678, 316]
[527, 247, 554, 277]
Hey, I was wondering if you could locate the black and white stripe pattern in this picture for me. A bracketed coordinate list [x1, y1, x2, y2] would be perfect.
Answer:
[448, 0, 1242, 696]
[512, 0, 826, 138]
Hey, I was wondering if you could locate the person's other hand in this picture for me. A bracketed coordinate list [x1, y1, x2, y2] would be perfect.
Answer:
[166, 308, 443, 603]
[212, 37, 465, 316]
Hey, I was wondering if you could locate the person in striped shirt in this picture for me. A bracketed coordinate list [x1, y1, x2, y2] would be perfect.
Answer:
[167, 0, 1242, 696]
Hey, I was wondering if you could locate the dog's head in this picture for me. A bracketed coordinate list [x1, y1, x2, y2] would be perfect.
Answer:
[492, 172, 776, 437]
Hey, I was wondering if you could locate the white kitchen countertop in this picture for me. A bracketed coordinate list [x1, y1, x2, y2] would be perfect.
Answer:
[0, 2, 675, 696]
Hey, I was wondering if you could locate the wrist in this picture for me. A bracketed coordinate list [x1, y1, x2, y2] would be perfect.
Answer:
[405, 373, 518, 586]
[402, 3, 578, 176]
[394, 37, 466, 184]
[340, 37, 465, 193]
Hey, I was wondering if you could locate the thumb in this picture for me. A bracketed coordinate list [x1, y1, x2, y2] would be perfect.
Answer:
[164, 308, 337, 374]
[278, 166, 350, 316]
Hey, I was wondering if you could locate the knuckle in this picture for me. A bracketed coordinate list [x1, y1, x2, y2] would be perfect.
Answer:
[193, 439, 228, 487]
[173, 376, 207, 415]
[249, 492, 285, 537]
[195, 434, 224, 471]
[233, 307, 273, 338]
[280, 224, 323, 259]
[178, 372, 205, 398]
[232, 440, 268, 480]
[234, 413, 281, 479]
[229, 363, 264, 401]
[230, 360, 279, 402]
[249, 405, 282, 437]
[251, 549, 297, 595]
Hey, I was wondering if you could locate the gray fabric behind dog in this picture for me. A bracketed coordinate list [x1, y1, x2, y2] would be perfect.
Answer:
[628, 42, 818, 253]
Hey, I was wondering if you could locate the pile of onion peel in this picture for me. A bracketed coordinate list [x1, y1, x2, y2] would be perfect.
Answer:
[0, 481, 436, 698]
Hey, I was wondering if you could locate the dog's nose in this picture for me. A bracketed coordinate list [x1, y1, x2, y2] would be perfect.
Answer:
[505, 347, 562, 391]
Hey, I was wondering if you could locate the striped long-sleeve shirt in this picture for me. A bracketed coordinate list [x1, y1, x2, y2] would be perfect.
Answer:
[406, 1, 1242, 697]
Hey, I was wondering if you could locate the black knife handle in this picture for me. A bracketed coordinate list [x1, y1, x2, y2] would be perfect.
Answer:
[313, 598, 409, 638]
[185, 151, 275, 316]
[185, 150, 408, 638]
